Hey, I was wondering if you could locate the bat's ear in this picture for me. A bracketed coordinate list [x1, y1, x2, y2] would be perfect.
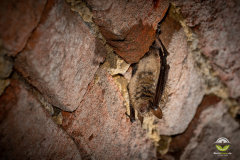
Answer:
[151, 107, 162, 119]
[137, 112, 144, 126]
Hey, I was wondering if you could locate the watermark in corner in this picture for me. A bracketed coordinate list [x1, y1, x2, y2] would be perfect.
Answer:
[213, 137, 232, 156]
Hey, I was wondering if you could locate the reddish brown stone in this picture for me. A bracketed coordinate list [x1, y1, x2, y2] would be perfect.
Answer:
[87, 0, 170, 63]
[0, 0, 47, 56]
[0, 79, 81, 159]
[106, 21, 156, 63]
[14, 0, 106, 111]
[173, 0, 240, 98]
[62, 68, 156, 159]
[158, 10, 182, 48]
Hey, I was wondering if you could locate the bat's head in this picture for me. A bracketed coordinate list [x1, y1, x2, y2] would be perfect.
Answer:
[137, 101, 151, 125]
[136, 100, 162, 125]
[138, 101, 150, 114]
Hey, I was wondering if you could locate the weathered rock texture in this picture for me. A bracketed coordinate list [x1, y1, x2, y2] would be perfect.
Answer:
[0, 80, 81, 159]
[102, 48, 131, 76]
[0, 0, 47, 56]
[160, 96, 240, 160]
[0, 79, 9, 96]
[14, 0, 106, 111]
[61, 68, 156, 159]
[0, 0, 239, 159]
[160, 27, 205, 135]
[87, 0, 170, 63]
[0, 53, 12, 79]
[158, 0, 240, 158]
[180, 101, 240, 160]
[173, 0, 240, 98]
[0, 48, 13, 96]
[66, 0, 106, 45]
[161, 95, 221, 159]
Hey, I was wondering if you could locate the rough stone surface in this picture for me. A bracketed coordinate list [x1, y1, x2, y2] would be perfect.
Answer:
[66, 0, 107, 44]
[0, 52, 13, 96]
[68, 0, 93, 23]
[160, 95, 221, 159]
[113, 75, 130, 117]
[1, 0, 239, 158]
[0, 80, 81, 159]
[155, 10, 205, 135]
[61, 68, 156, 159]
[87, 0, 170, 63]
[173, 0, 240, 98]
[159, 96, 240, 160]
[0, 79, 9, 96]
[180, 101, 240, 160]
[14, 0, 106, 111]
[102, 48, 130, 76]
[0, 54, 12, 79]
[0, 0, 47, 56]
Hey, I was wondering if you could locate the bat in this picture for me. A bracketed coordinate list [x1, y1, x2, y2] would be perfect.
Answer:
[125, 24, 170, 125]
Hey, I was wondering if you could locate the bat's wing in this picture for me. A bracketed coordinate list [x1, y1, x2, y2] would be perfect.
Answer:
[151, 33, 170, 119]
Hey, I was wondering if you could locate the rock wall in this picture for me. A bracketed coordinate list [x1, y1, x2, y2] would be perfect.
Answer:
[0, 0, 239, 159]
[0, 79, 81, 159]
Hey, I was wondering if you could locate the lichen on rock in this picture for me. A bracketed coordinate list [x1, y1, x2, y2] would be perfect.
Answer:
[157, 135, 172, 156]
[169, 2, 239, 119]
[66, 0, 106, 44]
[113, 75, 130, 117]
[102, 48, 130, 76]
[0, 79, 10, 96]
[0, 41, 12, 96]
[0, 0, 239, 159]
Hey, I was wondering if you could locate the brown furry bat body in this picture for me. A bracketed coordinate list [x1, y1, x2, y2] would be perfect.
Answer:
[126, 30, 170, 125]
[128, 48, 161, 120]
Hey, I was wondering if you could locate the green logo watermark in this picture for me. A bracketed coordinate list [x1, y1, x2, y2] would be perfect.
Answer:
[216, 145, 230, 151]
[213, 137, 231, 156]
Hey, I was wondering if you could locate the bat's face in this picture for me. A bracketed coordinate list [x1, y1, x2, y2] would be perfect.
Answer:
[139, 101, 150, 114]
[137, 100, 162, 117]
[135, 99, 162, 125]
[135, 100, 153, 125]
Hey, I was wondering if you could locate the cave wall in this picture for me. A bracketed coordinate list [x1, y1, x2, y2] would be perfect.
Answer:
[0, 0, 239, 159]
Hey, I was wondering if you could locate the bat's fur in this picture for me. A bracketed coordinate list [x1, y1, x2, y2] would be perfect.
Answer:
[128, 47, 161, 118]
[126, 23, 170, 124]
